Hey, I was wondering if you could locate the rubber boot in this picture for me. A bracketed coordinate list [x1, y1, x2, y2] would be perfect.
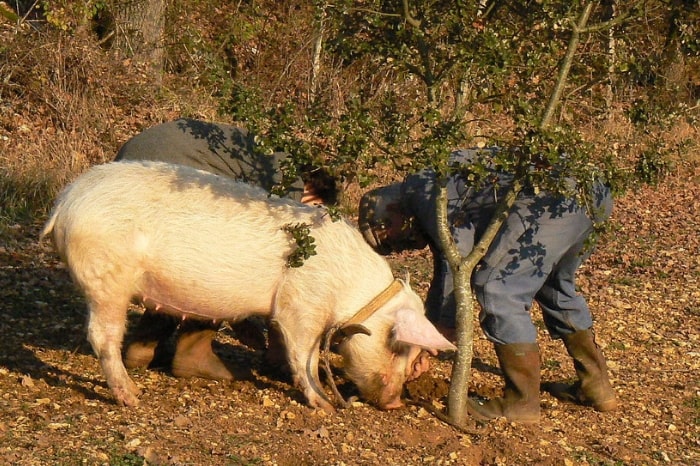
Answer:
[468, 343, 541, 424]
[123, 309, 179, 369]
[561, 329, 618, 412]
[171, 319, 234, 381]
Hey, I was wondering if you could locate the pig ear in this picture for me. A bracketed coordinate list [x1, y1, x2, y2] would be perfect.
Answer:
[392, 308, 457, 352]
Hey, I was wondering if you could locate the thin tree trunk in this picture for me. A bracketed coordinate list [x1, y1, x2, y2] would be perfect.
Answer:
[605, 1, 617, 112]
[540, 2, 593, 129]
[110, 0, 166, 85]
[446, 3, 595, 425]
[310, 16, 324, 103]
[445, 179, 522, 425]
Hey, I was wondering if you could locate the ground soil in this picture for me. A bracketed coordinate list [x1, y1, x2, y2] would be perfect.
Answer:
[0, 167, 698, 465]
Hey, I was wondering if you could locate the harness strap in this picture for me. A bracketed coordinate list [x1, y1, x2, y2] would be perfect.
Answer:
[341, 278, 403, 330]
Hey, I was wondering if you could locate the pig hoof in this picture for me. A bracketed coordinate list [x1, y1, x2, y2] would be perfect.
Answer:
[114, 389, 140, 407]
[308, 396, 336, 413]
[112, 380, 141, 407]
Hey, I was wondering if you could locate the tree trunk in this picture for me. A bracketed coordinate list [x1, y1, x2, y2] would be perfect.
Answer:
[660, 1, 695, 104]
[444, 179, 521, 426]
[310, 16, 324, 103]
[604, 0, 617, 112]
[446, 3, 595, 425]
[110, 0, 166, 84]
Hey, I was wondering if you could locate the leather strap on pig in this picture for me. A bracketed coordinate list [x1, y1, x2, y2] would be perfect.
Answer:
[322, 279, 404, 409]
[333, 278, 404, 343]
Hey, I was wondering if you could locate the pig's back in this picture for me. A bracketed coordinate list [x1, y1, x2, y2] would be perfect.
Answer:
[47, 161, 322, 318]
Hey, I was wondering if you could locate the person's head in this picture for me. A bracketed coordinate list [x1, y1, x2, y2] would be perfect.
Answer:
[358, 184, 428, 255]
[300, 165, 338, 206]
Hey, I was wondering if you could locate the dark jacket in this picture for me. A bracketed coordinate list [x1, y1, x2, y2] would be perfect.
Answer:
[116, 118, 305, 201]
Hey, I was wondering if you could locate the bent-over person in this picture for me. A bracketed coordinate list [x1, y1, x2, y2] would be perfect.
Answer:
[358, 149, 617, 423]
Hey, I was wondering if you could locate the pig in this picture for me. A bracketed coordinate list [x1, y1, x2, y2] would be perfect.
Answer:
[41, 161, 455, 411]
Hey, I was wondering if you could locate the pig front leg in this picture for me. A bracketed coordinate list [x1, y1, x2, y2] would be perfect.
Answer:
[272, 319, 335, 412]
[86, 299, 140, 406]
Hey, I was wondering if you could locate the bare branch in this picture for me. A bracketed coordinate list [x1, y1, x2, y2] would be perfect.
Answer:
[402, 0, 421, 28]
[579, 1, 641, 33]
[540, 2, 594, 129]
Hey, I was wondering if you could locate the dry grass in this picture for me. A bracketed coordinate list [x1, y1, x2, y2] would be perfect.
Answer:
[1, 6, 699, 224]
[0, 25, 224, 221]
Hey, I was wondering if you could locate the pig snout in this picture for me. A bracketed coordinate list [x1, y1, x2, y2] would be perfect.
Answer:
[379, 393, 404, 410]
[376, 367, 405, 410]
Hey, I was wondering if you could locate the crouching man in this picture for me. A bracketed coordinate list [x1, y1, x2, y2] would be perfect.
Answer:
[358, 149, 618, 423]
[115, 118, 338, 381]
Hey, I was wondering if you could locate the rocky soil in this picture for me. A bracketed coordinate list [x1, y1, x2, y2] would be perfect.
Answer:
[0, 166, 698, 465]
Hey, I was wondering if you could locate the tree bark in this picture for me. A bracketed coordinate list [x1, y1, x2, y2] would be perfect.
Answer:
[444, 178, 521, 425]
[446, 3, 594, 425]
[109, 0, 166, 84]
[605, 0, 617, 112]
[310, 15, 324, 103]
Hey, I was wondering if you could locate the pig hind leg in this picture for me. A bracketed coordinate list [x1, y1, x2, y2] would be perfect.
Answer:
[86, 296, 141, 406]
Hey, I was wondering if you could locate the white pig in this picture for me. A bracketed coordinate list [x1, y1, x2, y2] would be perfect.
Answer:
[41, 161, 455, 411]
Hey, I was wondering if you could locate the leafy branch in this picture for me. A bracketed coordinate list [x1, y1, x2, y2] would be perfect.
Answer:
[283, 223, 317, 268]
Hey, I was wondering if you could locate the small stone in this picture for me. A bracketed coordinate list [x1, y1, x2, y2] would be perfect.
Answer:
[173, 415, 190, 428]
[126, 438, 141, 449]
[21, 375, 35, 388]
[47, 423, 70, 430]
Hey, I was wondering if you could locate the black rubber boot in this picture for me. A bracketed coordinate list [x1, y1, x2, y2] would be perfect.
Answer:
[468, 343, 541, 424]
